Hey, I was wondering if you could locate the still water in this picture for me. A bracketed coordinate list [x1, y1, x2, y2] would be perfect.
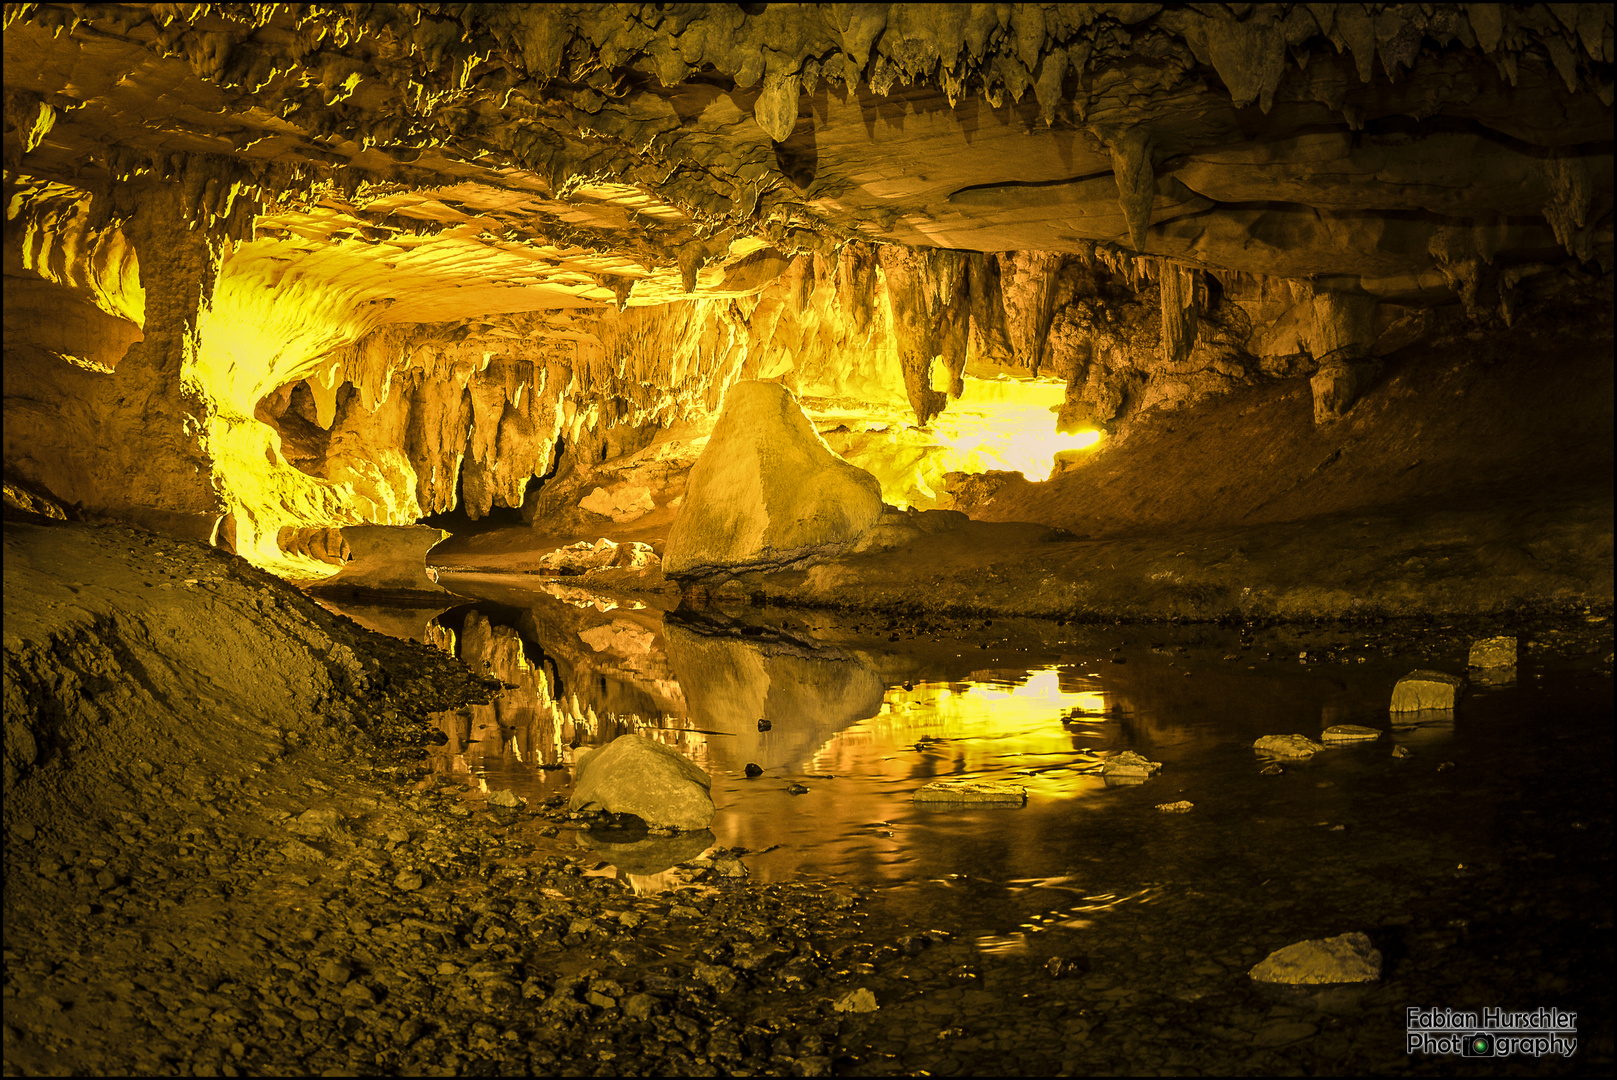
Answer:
[321, 573, 1613, 1069]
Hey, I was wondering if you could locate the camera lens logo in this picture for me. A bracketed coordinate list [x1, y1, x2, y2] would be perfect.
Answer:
[1462, 1033, 1495, 1057]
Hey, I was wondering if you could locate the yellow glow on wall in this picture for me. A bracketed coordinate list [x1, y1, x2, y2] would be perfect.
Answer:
[806, 373, 1102, 509]
[187, 242, 410, 580]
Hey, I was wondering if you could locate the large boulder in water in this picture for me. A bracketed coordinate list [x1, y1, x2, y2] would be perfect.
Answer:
[663, 382, 884, 580]
[569, 734, 715, 830]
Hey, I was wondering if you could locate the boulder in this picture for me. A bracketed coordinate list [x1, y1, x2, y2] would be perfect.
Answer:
[569, 734, 715, 830]
[1390, 670, 1465, 713]
[1468, 636, 1518, 670]
[1249, 932, 1382, 985]
[315, 525, 450, 594]
[663, 381, 884, 579]
[1254, 734, 1325, 758]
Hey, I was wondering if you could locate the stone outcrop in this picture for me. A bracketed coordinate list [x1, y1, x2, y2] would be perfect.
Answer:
[569, 734, 716, 831]
[663, 382, 884, 580]
[312, 525, 449, 595]
[1249, 933, 1383, 986]
[1390, 671, 1467, 713]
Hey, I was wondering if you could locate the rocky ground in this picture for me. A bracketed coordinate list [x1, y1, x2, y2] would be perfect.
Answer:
[5, 518, 1614, 1077]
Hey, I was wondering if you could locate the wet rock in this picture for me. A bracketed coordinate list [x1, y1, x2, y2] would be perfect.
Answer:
[622, 993, 658, 1021]
[576, 828, 714, 875]
[1321, 725, 1381, 744]
[663, 382, 884, 580]
[1099, 750, 1163, 781]
[912, 779, 1027, 804]
[786, 783, 810, 795]
[1392, 745, 1413, 758]
[744, 763, 763, 778]
[1390, 670, 1465, 713]
[486, 789, 521, 809]
[1249, 932, 1382, 985]
[832, 987, 878, 1013]
[1155, 800, 1194, 813]
[1260, 763, 1285, 776]
[1254, 734, 1326, 758]
[1468, 636, 1518, 669]
[290, 808, 342, 836]
[570, 734, 715, 830]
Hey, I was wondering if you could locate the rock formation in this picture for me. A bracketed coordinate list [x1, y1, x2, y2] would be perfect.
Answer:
[663, 381, 884, 580]
[2, 3, 1609, 581]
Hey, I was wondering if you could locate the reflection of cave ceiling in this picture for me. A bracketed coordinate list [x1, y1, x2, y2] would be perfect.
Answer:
[2, 3, 1613, 578]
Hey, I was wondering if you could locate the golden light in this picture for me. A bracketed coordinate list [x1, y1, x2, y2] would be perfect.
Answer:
[805, 369, 1103, 509]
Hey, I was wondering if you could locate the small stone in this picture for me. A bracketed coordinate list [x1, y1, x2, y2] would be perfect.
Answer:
[622, 993, 657, 1021]
[94, 870, 117, 890]
[14, 823, 35, 842]
[757, 719, 771, 731]
[786, 783, 810, 795]
[1254, 734, 1325, 758]
[1468, 636, 1517, 669]
[393, 871, 424, 891]
[340, 982, 375, 1004]
[1260, 763, 1285, 776]
[1391, 745, 1412, 758]
[1249, 932, 1381, 985]
[1436, 761, 1455, 773]
[1155, 800, 1194, 813]
[744, 763, 763, 778]
[831, 987, 878, 1013]
[487, 789, 521, 809]
[1390, 670, 1465, 713]
[319, 960, 353, 985]
[1321, 724, 1381, 744]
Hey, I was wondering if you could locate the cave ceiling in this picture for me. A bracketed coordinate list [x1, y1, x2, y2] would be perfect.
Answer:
[2, 3, 1613, 577]
[6, 2, 1612, 303]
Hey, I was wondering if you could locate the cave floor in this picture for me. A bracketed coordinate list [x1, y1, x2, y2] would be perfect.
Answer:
[5, 519, 1612, 1076]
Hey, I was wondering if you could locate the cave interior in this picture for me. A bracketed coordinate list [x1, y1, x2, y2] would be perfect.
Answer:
[2, 3, 1613, 1077]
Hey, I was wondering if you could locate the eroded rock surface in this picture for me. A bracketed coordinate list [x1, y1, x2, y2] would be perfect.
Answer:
[664, 381, 884, 580]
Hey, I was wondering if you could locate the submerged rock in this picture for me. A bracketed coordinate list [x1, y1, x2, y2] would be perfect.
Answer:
[1321, 725, 1382, 744]
[913, 779, 1027, 804]
[663, 381, 884, 579]
[1390, 670, 1466, 713]
[1100, 750, 1162, 780]
[570, 734, 715, 830]
[1254, 734, 1326, 758]
[1249, 932, 1382, 985]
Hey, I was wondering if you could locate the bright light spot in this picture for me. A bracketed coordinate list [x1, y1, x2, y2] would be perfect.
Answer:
[804, 372, 1102, 509]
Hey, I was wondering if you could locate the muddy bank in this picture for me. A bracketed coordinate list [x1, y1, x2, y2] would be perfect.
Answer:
[699, 499, 1614, 621]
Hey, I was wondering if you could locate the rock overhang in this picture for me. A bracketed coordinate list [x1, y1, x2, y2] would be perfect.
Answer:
[1, 3, 1612, 579]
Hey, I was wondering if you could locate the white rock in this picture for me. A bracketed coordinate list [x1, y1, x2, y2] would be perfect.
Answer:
[663, 381, 884, 578]
[1254, 734, 1326, 758]
[1249, 932, 1382, 985]
[913, 779, 1026, 804]
[1321, 725, 1382, 744]
[1468, 636, 1517, 669]
[1390, 670, 1465, 712]
[570, 734, 715, 830]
